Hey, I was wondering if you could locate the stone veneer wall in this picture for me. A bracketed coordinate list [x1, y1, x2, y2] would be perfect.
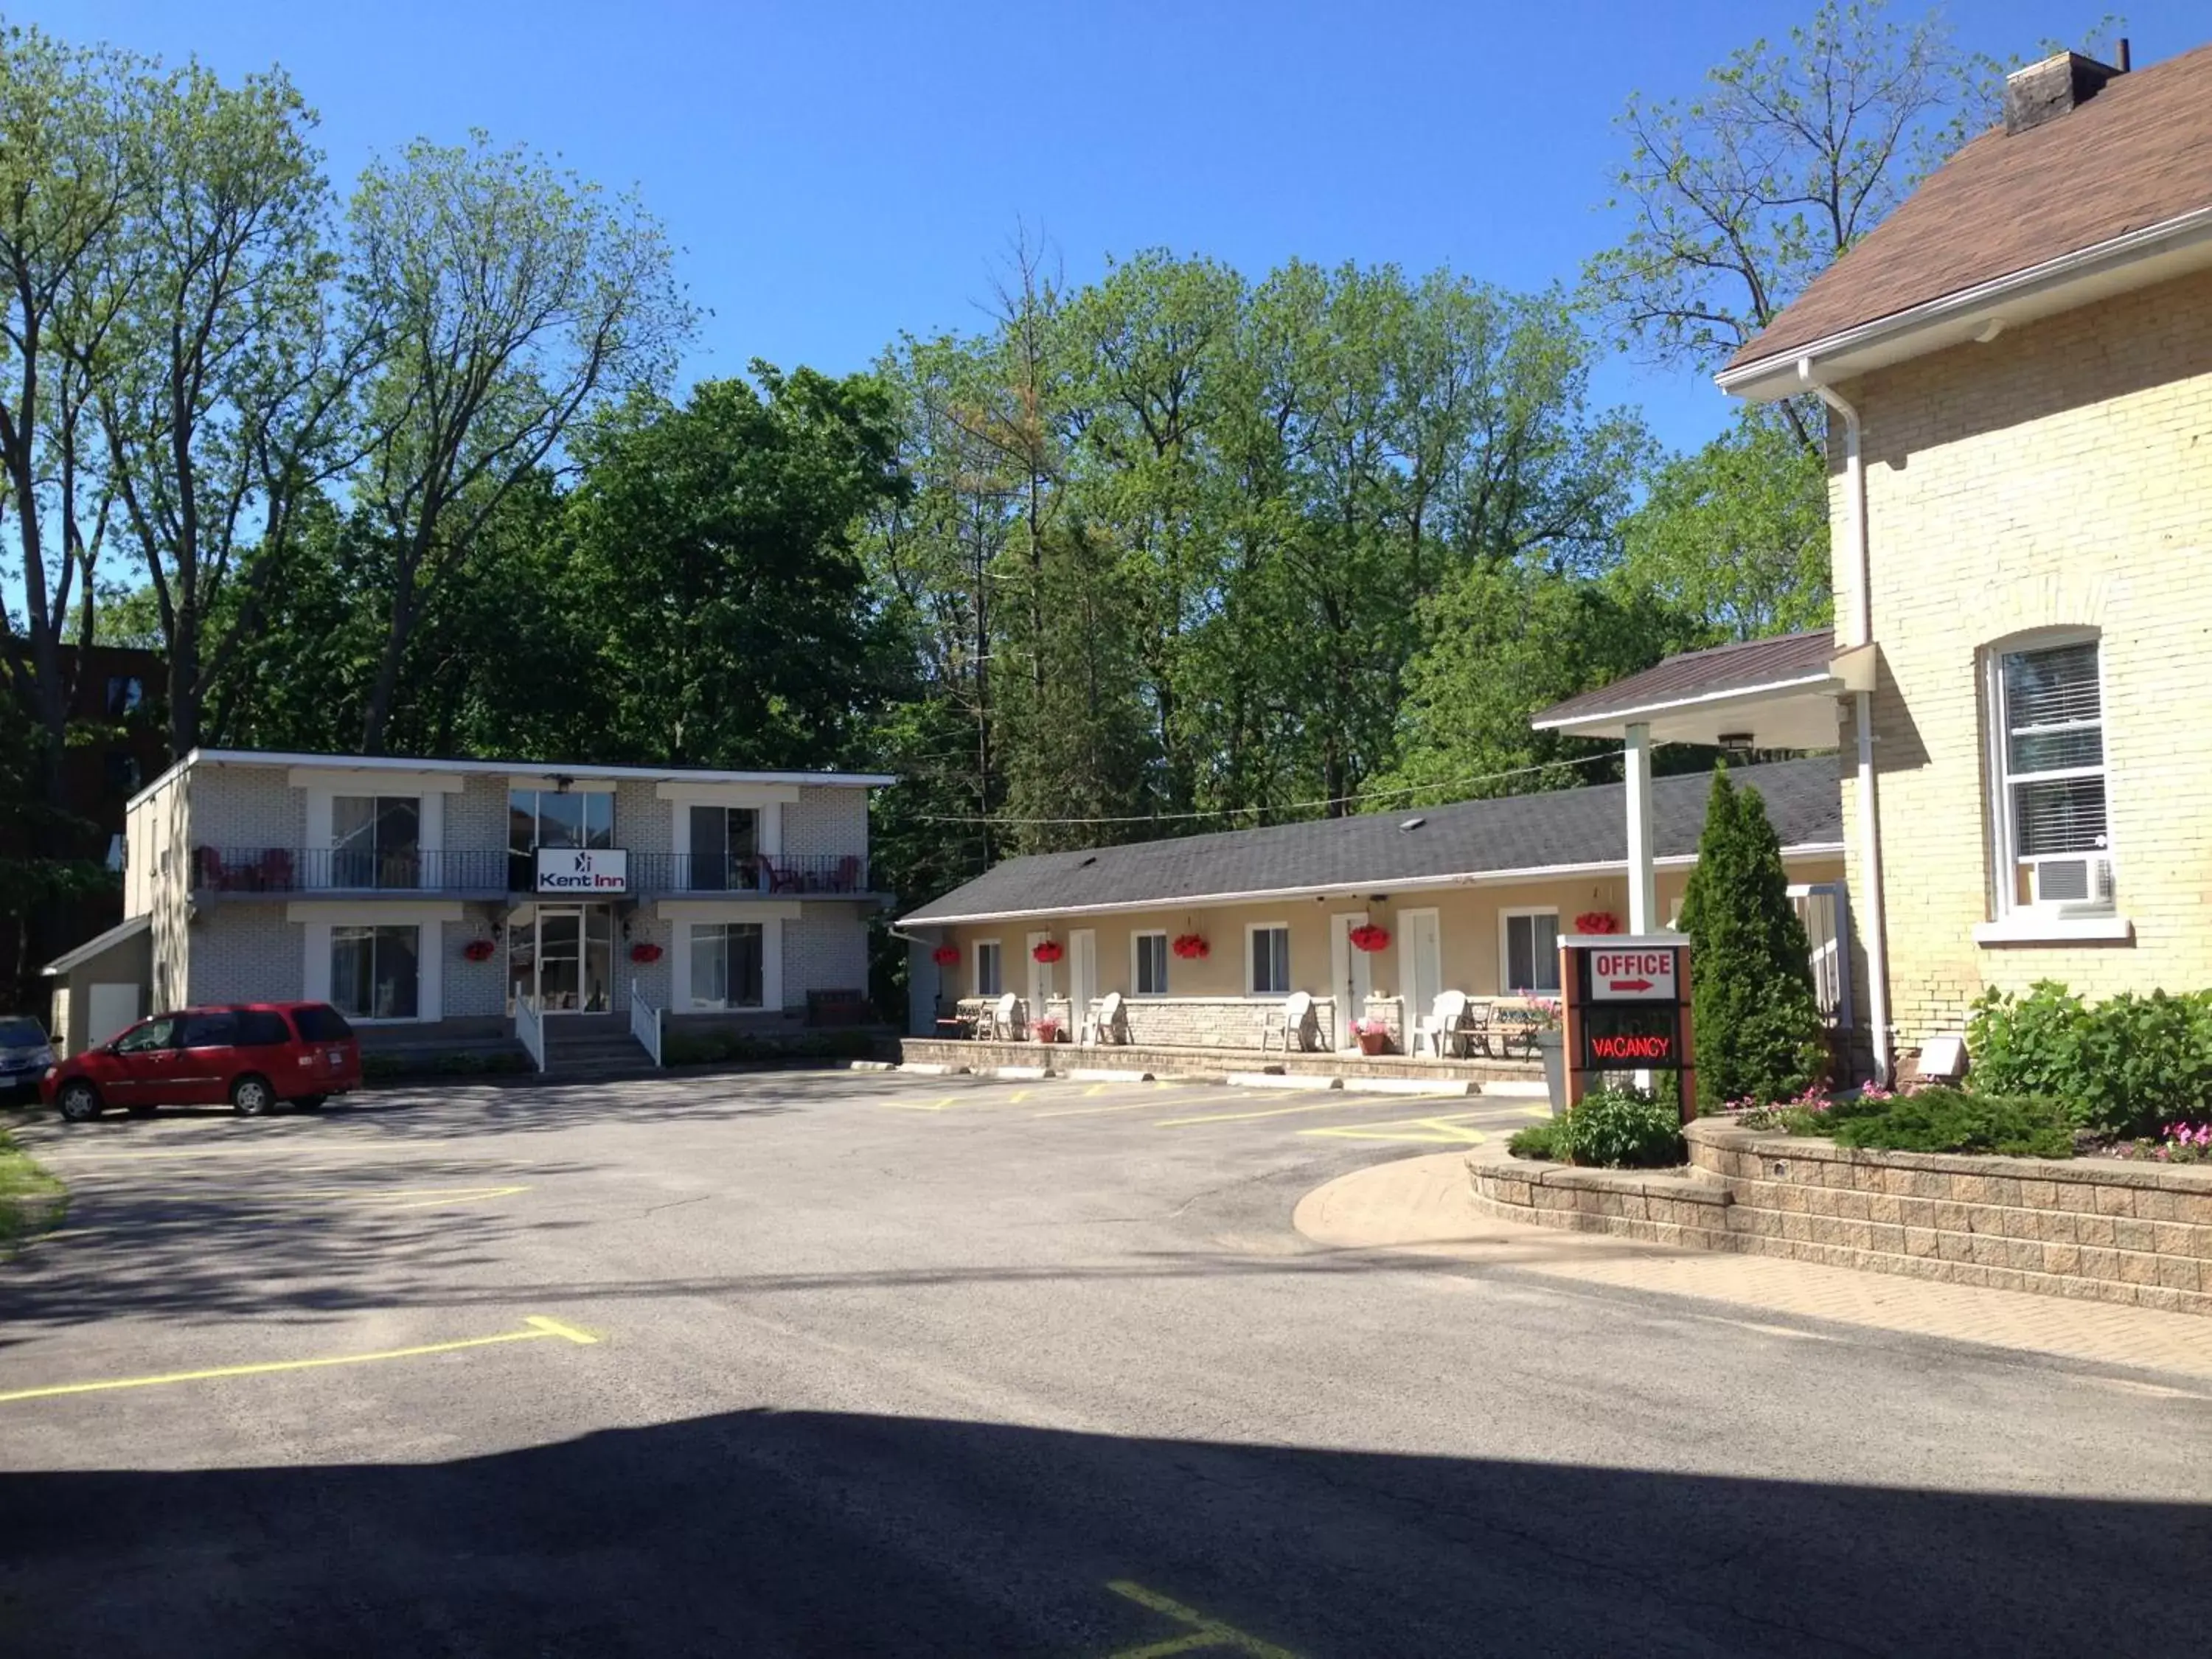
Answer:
[1469, 1117, 2212, 1318]
[1101, 995, 1338, 1050]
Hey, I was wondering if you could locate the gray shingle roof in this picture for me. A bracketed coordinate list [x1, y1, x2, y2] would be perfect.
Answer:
[1531, 631, 1836, 729]
[901, 757, 1841, 925]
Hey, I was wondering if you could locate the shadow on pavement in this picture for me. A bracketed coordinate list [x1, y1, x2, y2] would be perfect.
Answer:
[2, 1407, 2205, 1658]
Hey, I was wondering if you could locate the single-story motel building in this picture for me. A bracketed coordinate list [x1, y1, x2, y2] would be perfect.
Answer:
[898, 758, 1848, 1056]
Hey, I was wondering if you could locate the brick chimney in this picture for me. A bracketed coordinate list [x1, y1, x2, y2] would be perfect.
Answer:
[2003, 49, 2126, 136]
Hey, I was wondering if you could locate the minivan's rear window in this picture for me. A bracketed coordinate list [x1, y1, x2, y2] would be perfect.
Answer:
[290, 1004, 355, 1043]
[236, 1009, 292, 1046]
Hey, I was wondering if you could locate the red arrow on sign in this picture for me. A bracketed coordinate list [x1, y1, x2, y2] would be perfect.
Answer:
[1607, 978, 1653, 992]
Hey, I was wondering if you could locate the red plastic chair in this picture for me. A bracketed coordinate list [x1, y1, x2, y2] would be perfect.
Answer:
[194, 846, 225, 889]
[833, 855, 860, 892]
[259, 847, 295, 891]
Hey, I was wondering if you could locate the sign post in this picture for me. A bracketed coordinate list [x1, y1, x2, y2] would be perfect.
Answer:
[1557, 932, 1695, 1123]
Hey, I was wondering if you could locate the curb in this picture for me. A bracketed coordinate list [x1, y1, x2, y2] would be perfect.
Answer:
[1227, 1071, 1340, 1090]
[1343, 1077, 1475, 1096]
[1068, 1068, 1155, 1082]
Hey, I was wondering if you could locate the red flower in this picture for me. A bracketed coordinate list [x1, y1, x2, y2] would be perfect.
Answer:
[462, 938, 496, 962]
[1347, 924, 1391, 953]
[1573, 911, 1621, 935]
[1171, 933, 1210, 960]
[1031, 939, 1065, 964]
[629, 942, 664, 964]
[931, 945, 961, 967]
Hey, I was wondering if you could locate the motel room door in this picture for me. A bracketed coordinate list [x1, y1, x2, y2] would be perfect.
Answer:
[1329, 911, 1372, 1051]
[1399, 909, 1441, 1033]
[1068, 929, 1097, 1039]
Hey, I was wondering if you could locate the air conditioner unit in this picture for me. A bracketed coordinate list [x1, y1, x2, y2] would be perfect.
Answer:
[2029, 854, 2114, 915]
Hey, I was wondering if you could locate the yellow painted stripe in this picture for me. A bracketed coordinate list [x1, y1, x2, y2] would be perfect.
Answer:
[1105, 1581, 1301, 1659]
[1299, 1114, 1490, 1145]
[0, 1316, 598, 1407]
[1155, 1096, 1398, 1127]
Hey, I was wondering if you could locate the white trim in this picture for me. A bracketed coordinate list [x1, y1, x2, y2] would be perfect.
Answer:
[1328, 911, 1370, 1049]
[1130, 929, 1169, 997]
[286, 765, 466, 793]
[653, 780, 800, 807]
[900, 844, 1847, 928]
[1719, 203, 2212, 400]
[508, 773, 616, 793]
[1531, 671, 1838, 734]
[285, 900, 465, 925]
[973, 938, 1004, 999]
[130, 747, 894, 813]
[309, 917, 443, 1024]
[1397, 906, 1441, 1026]
[41, 913, 150, 976]
[1499, 906, 1563, 995]
[676, 915, 779, 1012]
[1983, 628, 2111, 927]
[1973, 915, 2135, 945]
[654, 899, 802, 924]
[1245, 921, 1292, 998]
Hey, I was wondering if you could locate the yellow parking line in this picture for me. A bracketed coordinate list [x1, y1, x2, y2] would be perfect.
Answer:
[0, 1315, 599, 1407]
[1105, 1580, 1300, 1659]
[1298, 1113, 1491, 1145]
[878, 1096, 964, 1112]
[1155, 1096, 1395, 1127]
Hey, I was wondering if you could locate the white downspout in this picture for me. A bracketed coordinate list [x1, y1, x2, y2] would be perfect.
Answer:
[1801, 360, 1892, 1085]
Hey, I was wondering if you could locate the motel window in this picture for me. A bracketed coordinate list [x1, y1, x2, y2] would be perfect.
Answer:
[105, 675, 143, 717]
[1133, 931, 1169, 996]
[331, 925, 420, 1021]
[687, 805, 760, 890]
[1989, 638, 2110, 911]
[975, 940, 1003, 998]
[509, 789, 615, 889]
[1249, 925, 1290, 997]
[689, 922, 765, 1010]
[333, 795, 421, 888]
[1503, 911, 1561, 994]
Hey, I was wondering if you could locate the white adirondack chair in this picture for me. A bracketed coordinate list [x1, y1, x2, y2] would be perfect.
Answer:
[987, 991, 1023, 1041]
[1262, 990, 1317, 1054]
[1416, 990, 1471, 1060]
[1084, 990, 1127, 1046]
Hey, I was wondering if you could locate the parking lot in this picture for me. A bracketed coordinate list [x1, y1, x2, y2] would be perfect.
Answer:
[4, 1068, 2210, 1656]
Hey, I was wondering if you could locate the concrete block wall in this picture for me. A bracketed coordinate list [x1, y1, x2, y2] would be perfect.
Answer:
[189, 764, 305, 851]
[785, 785, 870, 863]
[188, 908, 307, 1006]
[442, 917, 508, 1020]
[1837, 264, 2212, 1056]
[783, 904, 870, 1007]
[1117, 996, 1338, 1050]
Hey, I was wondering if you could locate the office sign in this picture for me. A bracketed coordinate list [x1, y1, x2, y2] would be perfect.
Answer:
[536, 847, 628, 894]
[1588, 945, 1679, 1002]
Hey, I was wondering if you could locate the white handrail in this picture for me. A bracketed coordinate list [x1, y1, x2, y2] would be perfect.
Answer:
[515, 994, 546, 1073]
[629, 976, 663, 1067]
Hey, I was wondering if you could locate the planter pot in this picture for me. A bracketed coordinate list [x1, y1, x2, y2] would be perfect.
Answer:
[1356, 1031, 1391, 1057]
[1537, 1029, 1567, 1115]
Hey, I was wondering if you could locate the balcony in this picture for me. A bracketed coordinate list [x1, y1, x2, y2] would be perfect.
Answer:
[188, 846, 879, 902]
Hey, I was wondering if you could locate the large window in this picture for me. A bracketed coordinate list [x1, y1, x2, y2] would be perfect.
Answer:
[1133, 931, 1169, 996]
[1249, 925, 1290, 996]
[690, 922, 765, 1010]
[333, 795, 420, 888]
[688, 805, 760, 890]
[1992, 639, 2110, 909]
[331, 925, 420, 1020]
[975, 940, 1003, 998]
[1503, 910, 1561, 994]
[509, 789, 614, 889]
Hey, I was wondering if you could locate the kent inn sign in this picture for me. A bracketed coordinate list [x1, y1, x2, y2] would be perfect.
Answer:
[535, 847, 629, 894]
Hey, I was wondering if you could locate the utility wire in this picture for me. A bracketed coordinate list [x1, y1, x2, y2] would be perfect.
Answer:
[909, 748, 1626, 829]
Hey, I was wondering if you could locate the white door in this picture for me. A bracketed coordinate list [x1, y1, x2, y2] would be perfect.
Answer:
[1068, 929, 1097, 1042]
[1400, 910, 1442, 1040]
[1026, 931, 1054, 1026]
[88, 981, 142, 1049]
[1329, 912, 1371, 1050]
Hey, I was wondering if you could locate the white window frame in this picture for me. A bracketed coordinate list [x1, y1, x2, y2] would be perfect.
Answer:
[327, 923, 425, 1024]
[686, 920, 767, 1012]
[1499, 907, 1562, 995]
[1245, 922, 1291, 998]
[973, 938, 1003, 999]
[1981, 629, 2114, 925]
[1130, 930, 1169, 997]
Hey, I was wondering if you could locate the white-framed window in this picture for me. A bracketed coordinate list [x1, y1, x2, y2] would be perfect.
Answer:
[1132, 931, 1169, 996]
[333, 794, 421, 888]
[974, 939, 1003, 998]
[1248, 923, 1290, 996]
[1501, 908, 1561, 994]
[689, 922, 765, 1010]
[330, 925, 420, 1020]
[1986, 634, 2111, 915]
[686, 805, 760, 891]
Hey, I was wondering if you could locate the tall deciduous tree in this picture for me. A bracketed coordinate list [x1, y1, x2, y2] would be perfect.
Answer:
[348, 131, 695, 753]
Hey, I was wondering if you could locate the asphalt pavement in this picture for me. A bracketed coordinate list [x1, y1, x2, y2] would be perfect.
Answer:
[1, 1069, 2208, 1657]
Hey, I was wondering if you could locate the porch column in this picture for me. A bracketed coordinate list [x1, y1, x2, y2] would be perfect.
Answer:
[1624, 722, 1657, 933]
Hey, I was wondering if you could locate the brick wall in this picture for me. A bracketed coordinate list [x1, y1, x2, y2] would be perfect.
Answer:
[1838, 263, 2212, 1054]
[783, 904, 870, 1007]
[189, 764, 303, 850]
[189, 907, 305, 1006]
[785, 785, 870, 862]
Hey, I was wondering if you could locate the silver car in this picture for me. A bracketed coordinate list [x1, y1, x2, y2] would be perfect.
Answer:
[0, 1015, 57, 1100]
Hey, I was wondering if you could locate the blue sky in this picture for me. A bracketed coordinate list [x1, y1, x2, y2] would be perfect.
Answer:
[24, 1, 2192, 454]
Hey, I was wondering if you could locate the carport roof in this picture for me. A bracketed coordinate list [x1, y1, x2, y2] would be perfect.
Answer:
[41, 912, 150, 975]
[900, 757, 1841, 926]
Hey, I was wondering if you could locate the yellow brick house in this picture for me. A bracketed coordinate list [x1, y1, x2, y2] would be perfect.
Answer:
[1536, 42, 2212, 1080]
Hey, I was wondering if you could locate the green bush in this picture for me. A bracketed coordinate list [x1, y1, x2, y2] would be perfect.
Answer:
[1969, 983, 2212, 1139]
[1554, 1086, 1686, 1169]
[1508, 1118, 1567, 1161]
[1826, 1086, 2074, 1158]
[1677, 765, 1828, 1111]
[362, 1049, 535, 1081]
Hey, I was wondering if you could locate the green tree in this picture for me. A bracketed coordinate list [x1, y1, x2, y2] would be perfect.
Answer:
[348, 131, 696, 752]
[1618, 407, 1830, 640]
[1677, 765, 1827, 1110]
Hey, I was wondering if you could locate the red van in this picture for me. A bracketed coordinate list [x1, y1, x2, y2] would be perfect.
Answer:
[41, 1002, 364, 1122]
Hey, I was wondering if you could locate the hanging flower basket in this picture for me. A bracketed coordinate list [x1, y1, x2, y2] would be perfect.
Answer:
[1347, 924, 1391, 953]
[1573, 911, 1621, 935]
[629, 942, 664, 964]
[462, 938, 497, 963]
[1171, 933, 1210, 961]
[1031, 939, 1064, 964]
[931, 945, 961, 967]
